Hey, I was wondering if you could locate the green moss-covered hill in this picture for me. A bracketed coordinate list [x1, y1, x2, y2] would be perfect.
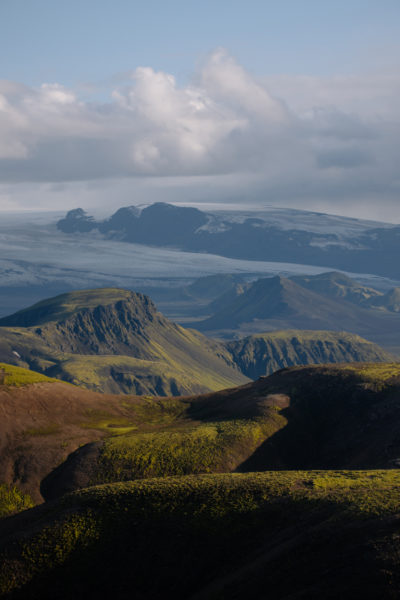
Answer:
[0, 288, 248, 395]
[0, 360, 285, 505]
[23, 361, 400, 503]
[3, 363, 400, 597]
[225, 330, 393, 379]
[0, 362, 60, 386]
[2, 471, 400, 599]
[3, 360, 400, 507]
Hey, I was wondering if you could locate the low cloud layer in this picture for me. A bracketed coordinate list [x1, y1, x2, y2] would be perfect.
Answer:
[0, 49, 399, 220]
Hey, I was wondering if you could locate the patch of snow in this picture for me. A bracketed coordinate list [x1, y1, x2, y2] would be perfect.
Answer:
[308, 238, 367, 250]
[207, 206, 394, 237]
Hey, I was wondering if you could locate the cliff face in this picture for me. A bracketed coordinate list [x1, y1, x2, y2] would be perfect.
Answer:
[34, 294, 161, 357]
[225, 330, 394, 379]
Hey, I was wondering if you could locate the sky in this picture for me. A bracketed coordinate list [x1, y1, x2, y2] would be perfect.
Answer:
[1, 0, 400, 221]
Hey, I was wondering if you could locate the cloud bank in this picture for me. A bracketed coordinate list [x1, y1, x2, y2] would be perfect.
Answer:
[0, 49, 399, 220]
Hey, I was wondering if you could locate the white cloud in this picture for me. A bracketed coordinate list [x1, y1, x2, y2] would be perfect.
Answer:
[0, 50, 399, 219]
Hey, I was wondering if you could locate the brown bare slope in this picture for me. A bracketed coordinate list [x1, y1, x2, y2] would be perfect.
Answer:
[0, 361, 274, 504]
[0, 375, 147, 503]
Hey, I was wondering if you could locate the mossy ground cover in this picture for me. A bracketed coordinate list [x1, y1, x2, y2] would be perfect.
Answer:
[345, 362, 400, 383]
[94, 417, 282, 482]
[0, 363, 59, 387]
[0, 485, 34, 519]
[2, 470, 400, 599]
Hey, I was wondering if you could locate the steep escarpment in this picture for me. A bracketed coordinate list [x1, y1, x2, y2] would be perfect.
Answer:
[28, 293, 167, 356]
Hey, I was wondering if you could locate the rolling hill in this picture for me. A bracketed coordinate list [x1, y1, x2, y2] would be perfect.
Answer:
[0, 289, 248, 395]
[3, 360, 400, 506]
[3, 361, 400, 597]
[2, 471, 400, 599]
[38, 361, 400, 499]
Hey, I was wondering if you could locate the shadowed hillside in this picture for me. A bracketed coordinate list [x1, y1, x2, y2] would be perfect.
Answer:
[3, 361, 400, 506]
[40, 362, 400, 500]
[2, 363, 400, 597]
[2, 471, 400, 599]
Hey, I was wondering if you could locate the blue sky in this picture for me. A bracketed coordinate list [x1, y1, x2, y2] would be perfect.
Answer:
[2, 0, 399, 87]
[0, 0, 400, 220]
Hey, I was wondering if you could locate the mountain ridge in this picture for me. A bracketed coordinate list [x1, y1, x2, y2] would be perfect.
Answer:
[0, 288, 248, 395]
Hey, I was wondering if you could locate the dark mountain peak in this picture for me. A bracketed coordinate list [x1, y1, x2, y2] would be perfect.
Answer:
[140, 202, 207, 227]
[142, 202, 200, 214]
[192, 271, 390, 334]
[326, 271, 356, 283]
[57, 208, 98, 233]
[187, 273, 247, 300]
[194, 276, 309, 331]
[99, 206, 140, 233]
[144, 202, 175, 211]
[250, 275, 295, 294]
[67, 208, 86, 218]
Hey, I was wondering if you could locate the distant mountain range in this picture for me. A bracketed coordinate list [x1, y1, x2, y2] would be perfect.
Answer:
[142, 270, 400, 317]
[184, 272, 400, 354]
[0, 286, 394, 395]
[57, 202, 400, 279]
